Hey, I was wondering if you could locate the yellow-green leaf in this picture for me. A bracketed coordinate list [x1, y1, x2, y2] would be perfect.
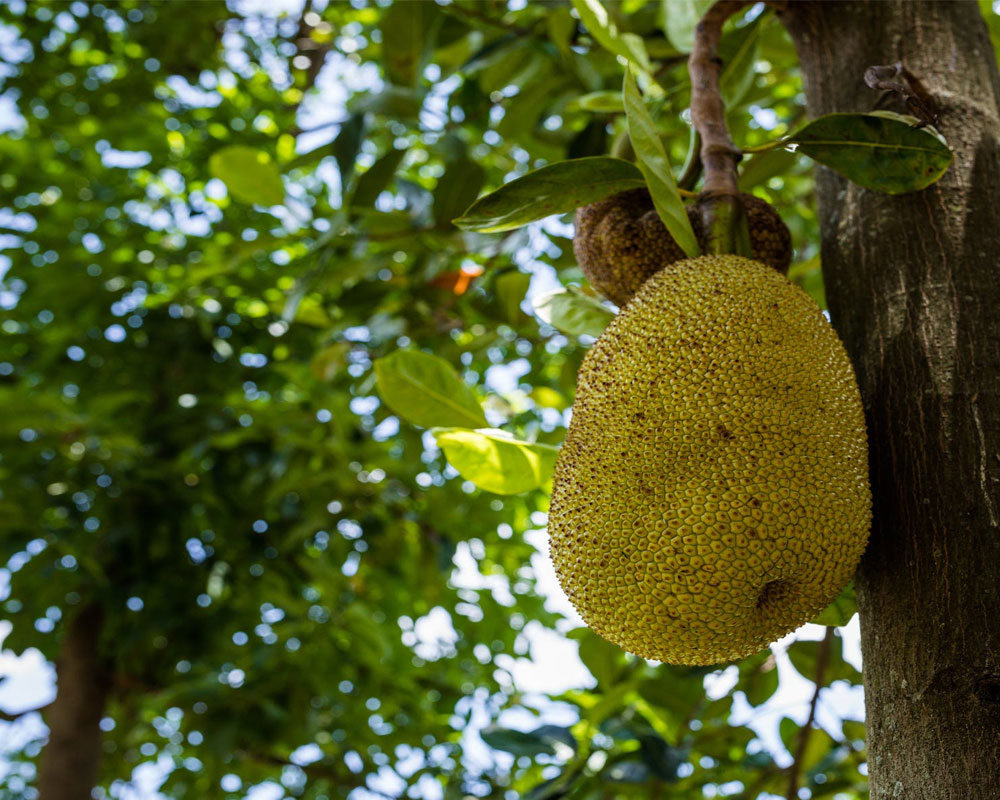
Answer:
[533, 287, 615, 336]
[434, 428, 559, 494]
[571, 0, 651, 73]
[375, 350, 487, 429]
[209, 146, 284, 206]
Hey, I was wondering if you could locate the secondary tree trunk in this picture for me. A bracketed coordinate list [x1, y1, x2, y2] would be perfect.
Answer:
[780, 2, 1000, 798]
[38, 604, 109, 800]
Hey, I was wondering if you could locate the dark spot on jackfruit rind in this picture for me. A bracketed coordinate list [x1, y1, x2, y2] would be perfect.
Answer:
[756, 579, 792, 611]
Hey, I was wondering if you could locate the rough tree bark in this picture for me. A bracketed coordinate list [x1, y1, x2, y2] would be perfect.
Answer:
[38, 604, 109, 800]
[780, 2, 1000, 798]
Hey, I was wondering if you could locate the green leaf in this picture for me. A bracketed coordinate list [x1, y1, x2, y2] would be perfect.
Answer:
[352, 147, 407, 207]
[332, 114, 367, 189]
[380, 1, 440, 86]
[494, 270, 531, 326]
[788, 112, 953, 194]
[571, 0, 651, 73]
[374, 350, 487, 429]
[739, 650, 779, 706]
[434, 158, 485, 229]
[786, 638, 823, 681]
[661, 0, 713, 52]
[718, 16, 762, 107]
[811, 581, 857, 627]
[623, 70, 699, 257]
[208, 146, 284, 206]
[565, 91, 626, 113]
[577, 630, 625, 687]
[454, 157, 646, 233]
[533, 287, 615, 336]
[348, 87, 425, 120]
[480, 725, 568, 757]
[433, 428, 560, 495]
[738, 147, 798, 191]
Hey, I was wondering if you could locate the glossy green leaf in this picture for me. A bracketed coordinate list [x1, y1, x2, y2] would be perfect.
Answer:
[661, 0, 713, 52]
[454, 157, 646, 232]
[571, 0, 651, 73]
[789, 112, 953, 194]
[374, 350, 487, 429]
[434, 158, 486, 229]
[433, 428, 559, 494]
[812, 581, 858, 626]
[208, 146, 284, 206]
[533, 286, 615, 336]
[623, 70, 699, 257]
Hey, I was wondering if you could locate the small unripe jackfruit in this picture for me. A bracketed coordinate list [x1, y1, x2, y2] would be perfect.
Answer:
[548, 255, 870, 665]
[573, 190, 792, 307]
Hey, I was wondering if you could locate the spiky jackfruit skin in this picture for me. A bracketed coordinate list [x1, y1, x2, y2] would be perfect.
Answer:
[573, 190, 792, 308]
[548, 255, 870, 665]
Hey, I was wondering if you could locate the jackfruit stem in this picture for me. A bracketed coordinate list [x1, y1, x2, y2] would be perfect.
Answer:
[688, 0, 753, 258]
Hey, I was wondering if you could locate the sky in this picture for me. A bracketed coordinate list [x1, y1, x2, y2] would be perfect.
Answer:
[0, 1, 867, 798]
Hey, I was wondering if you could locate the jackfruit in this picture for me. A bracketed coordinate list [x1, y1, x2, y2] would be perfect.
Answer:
[573, 190, 792, 307]
[548, 255, 870, 665]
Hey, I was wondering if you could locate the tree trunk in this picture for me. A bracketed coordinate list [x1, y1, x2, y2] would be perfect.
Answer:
[38, 604, 109, 800]
[779, 2, 1000, 798]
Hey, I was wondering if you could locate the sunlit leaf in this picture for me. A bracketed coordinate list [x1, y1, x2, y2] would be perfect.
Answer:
[661, 0, 713, 52]
[789, 112, 953, 194]
[433, 428, 560, 494]
[533, 286, 615, 336]
[571, 0, 651, 73]
[374, 350, 487, 429]
[208, 146, 284, 206]
[454, 157, 646, 232]
[623, 70, 699, 257]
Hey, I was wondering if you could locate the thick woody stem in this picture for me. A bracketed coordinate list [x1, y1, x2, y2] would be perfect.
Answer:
[688, 0, 752, 256]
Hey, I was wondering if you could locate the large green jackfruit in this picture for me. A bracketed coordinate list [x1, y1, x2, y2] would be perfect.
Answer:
[548, 255, 870, 665]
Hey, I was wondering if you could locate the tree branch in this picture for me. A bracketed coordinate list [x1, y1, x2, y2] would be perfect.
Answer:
[786, 628, 834, 800]
[688, 0, 752, 255]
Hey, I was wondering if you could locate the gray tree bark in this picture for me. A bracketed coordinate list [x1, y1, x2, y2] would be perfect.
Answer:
[38, 604, 109, 800]
[780, 2, 1000, 798]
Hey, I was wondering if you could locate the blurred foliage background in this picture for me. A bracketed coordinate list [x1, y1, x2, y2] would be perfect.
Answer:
[1, 1, 996, 799]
